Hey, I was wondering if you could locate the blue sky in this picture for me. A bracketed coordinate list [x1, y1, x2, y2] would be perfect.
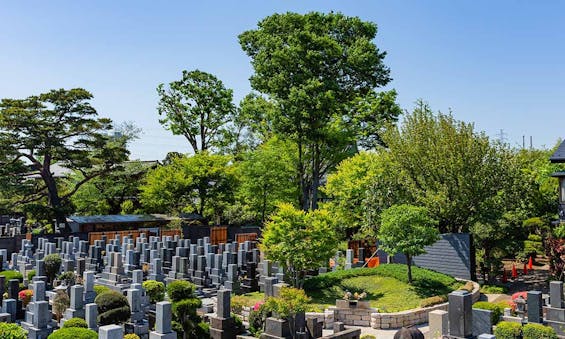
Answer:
[1, 1, 564, 160]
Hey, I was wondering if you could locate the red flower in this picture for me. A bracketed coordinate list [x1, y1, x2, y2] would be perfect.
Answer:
[511, 291, 528, 301]
[253, 301, 264, 311]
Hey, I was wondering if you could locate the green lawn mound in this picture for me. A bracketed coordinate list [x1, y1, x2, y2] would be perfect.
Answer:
[233, 264, 465, 313]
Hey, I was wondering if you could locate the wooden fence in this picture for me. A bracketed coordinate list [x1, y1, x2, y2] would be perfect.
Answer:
[88, 229, 181, 245]
[236, 232, 258, 243]
[348, 239, 377, 260]
[210, 227, 228, 245]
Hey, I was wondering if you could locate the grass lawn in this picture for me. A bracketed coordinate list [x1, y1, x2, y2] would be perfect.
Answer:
[232, 265, 464, 313]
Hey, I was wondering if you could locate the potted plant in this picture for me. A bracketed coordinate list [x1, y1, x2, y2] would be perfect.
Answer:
[336, 291, 368, 308]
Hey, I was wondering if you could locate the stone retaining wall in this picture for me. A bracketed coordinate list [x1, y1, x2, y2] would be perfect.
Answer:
[370, 280, 480, 329]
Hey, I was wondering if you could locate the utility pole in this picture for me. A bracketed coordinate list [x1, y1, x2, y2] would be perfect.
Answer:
[497, 129, 507, 143]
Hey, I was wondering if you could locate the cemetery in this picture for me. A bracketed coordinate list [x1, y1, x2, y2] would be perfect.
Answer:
[2, 3, 565, 339]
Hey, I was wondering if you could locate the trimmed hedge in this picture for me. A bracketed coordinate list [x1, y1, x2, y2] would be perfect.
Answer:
[420, 295, 447, 308]
[303, 264, 458, 291]
[0, 270, 23, 292]
[48, 327, 98, 339]
[473, 301, 504, 324]
[143, 280, 165, 303]
[93, 285, 111, 296]
[167, 280, 196, 302]
[124, 334, 141, 339]
[522, 323, 557, 339]
[494, 321, 522, 339]
[94, 290, 130, 325]
[0, 323, 27, 339]
[62, 318, 87, 328]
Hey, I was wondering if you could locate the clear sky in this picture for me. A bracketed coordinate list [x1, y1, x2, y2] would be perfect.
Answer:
[2, 1, 564, 160]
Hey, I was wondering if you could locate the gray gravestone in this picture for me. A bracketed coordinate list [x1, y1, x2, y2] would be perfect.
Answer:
[527, 290, 543, 323]
[99, 324, 123, 339]
[448, 290, 472, 338]
[551, 281, 564, 308]
[472, 308, 493, 336]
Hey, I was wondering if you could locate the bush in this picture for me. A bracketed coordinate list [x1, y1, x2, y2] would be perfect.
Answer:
[0, 322, 27, 339]
[0, 270, 23, 292]
[233, 314, 245, 335]
[303, 264, 457, 291]
[249, 303, 270, 337]
[522, 323, 557, 339]
[44, 254, 62, 282]
[57, 272, 77, 286]
[231, 295, 247, 314]
[361, 336, 377, 339]
[420, 295, 447, 308]
[27, 269, 36, 282]
[47, 327, 98, 339]
[124, 334, 141, 339]
[167, 280, 196, 302]
[264, 287, 310, 318]
[143, 280, 165, 303]
[480, 284, 508, 294]
[473, 301, 504, 324]
[494, 321, 522, 339]
[62, 318, 88, 328]
[93, 285, 111, 296]
[459, 281, 474, 292]
[95, 290, 130, 325]
[53, 290, 70, 322]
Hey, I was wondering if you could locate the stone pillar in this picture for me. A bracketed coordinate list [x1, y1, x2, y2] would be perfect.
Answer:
[527, 290, 543, 323]
[150, 301, 176, 339]
[85, 303, 98, 331]
[448, 290, 472, 338]
[210, 289, 235, 339]
[551, 281, 564, 308]
[99, 324, 124, 339]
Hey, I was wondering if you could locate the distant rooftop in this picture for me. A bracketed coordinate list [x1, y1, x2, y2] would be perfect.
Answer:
[550, 140, 565, 163]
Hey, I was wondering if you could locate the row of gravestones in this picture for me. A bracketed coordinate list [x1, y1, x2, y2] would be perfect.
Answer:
[9, 234, 280, 297]
[427, 285, 565, 339]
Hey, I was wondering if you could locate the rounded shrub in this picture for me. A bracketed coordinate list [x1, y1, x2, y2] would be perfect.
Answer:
[522, 323, 557, 339]
[27, 269, 36, 282]
[473, 301, 504, 324]
[93, 284, 111, 296]
[57, 272, 76, 286]
[361, 335, 377, 339]
[166, 280, 196, 302]
[62, 317, 88, 328]
[44, 254, 62, 282]
[143, 280, 165, 303]
[0, 322, 27, 339]
[494, 321, 522, 339]
[0, 270, 23, 292]
[124, 334, 141, 339]
[95, 290, 131, 325]
[47, 327, 98, 339]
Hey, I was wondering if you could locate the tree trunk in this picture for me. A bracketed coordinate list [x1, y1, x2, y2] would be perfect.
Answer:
[310, 143, 320, 210]
[42, 166, 70, 233]
[406, 254, 413, 284]
[297, 139, 309, 211]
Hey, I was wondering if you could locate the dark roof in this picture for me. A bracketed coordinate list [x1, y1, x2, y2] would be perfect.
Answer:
[67, 214, 175, 224]
[551, 171, 565, 178]
[550, 140, 565, 163]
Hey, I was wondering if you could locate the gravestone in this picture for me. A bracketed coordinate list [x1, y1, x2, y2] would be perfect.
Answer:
[86, 303, 98, 331]
[150, 301, 177, 339]
[83, 271, 96, 303]
[2, 299, 16, 322]
[210, 289, 235, 339]
[64, 285, 85, 319]
[527, 290, 543, 323]
[472, 308, 493, 337]
[27, 301, 53, 338]
[428, 310, 448, 339]
[99, 324, 124, 339]
[448, 290, 472, 338]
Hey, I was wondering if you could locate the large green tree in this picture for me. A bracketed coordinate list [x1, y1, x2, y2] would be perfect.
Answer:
[0, 88, 129, 231]
[140, 152, 235, 223]
[260, 203, 338, 287]
[231, 137, 298, 225]
[239, 12, 397, 210]
[157, 70, 236, 153]
[378, 204, 439, 284]
[381, 101, 513, 233]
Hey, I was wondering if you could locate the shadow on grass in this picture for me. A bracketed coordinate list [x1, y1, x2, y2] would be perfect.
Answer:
[308, 284, 384, 306]
[411, 279, 453, 298]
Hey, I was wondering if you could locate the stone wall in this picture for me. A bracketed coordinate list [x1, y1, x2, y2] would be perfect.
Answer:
[369, 280, 480, 329]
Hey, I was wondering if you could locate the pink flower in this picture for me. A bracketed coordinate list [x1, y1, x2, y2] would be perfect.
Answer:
[253, 301, 264, 311]
[511, 291, 528, 301]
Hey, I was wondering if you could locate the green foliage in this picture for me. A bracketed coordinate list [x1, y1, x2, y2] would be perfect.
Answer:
[93, 285, 111, 296]
[378, 204, 439, 284]
[304, 264, 457, 292]
[57, 272, 76, 286]
[44, 254, 62, 283]
[480, 285, 508, 294]
[52, 290, 70, 321]
[264, 287, 310, 319]
[140, 152, 235, 222]
[360, 335, 377, 339]
[123, 334, 141, 339]
[0, 270, 23, 292]
[166, 280, 196, 302]
[494, 321, 522, 339]
[230, 137, 298, 225]
[27, 270, 36, 282]
[522, 323, 557, 339]
[260, 203, 339, 287]
[517, 233, 545, 263]
[248, 303, 270, 337]
[157, 69, 236, 154]
[94, 290, 130, 325]
[0, 322, 27, 339]
[172, 299, 205, 339]
[62, 318, 88, 328]
[473, 301, 504, 324]
[47, 327, 98, 339]
[239, 12, 395, 210]
[0, 88, 130, 229]
[70, 160, 151, 215]
[142, 280, 165, 304]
